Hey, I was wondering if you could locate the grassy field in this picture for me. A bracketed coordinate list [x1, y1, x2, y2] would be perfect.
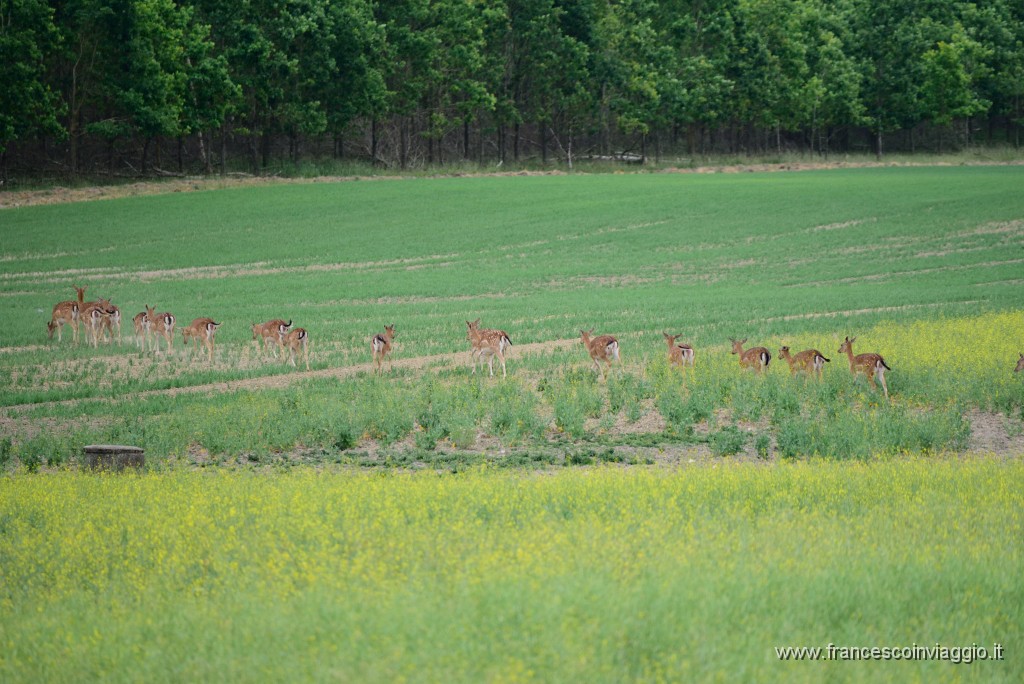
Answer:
[1, 165, 1023, 466]
[1, 166, 1022, 681]
[1, 462, 1021, 682]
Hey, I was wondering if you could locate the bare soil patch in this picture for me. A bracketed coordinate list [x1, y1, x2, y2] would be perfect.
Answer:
[965, 409, 1024, 456]
[5, 162, 1022, 211]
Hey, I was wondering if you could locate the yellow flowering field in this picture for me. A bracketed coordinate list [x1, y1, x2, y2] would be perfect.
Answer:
[2, 460, 1021, 682]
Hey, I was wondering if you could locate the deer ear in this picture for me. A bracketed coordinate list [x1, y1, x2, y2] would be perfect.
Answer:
[850, 336, 857, 343]
[741, 338, 747, 344]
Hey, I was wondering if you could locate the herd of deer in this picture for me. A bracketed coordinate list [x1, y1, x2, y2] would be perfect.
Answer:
[48, 286, 1024, 396]
[577, 330, 896, 398]
[46, 286, 309, 368]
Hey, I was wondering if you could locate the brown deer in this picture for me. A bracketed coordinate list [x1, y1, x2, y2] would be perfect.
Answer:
[131, 310, 151, 350]
[101, 301, 122, 346]
[282, 327, 310, 370]
[182, 318, 221, 363]
[371, 324, 396, 375]
[146, 305, 176, 352]
[580, 329, 619, 379]
[47, 286, 87, 344]
[251, 319, 291, 358]
[47, 302, 79, 343]
[1016, 353, 1024, 373]
[663, 332, 695, 368]
[80, 298, 118, 348]
[778, 345, 830, 379]
[838, 336, 891, 399]
[466, 319, 512, 377]
[729, 338, 771, 373]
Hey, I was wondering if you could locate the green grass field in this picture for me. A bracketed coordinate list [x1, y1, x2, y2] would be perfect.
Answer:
[1, 165, 1022, 466]
[1, 166, 1023, 681]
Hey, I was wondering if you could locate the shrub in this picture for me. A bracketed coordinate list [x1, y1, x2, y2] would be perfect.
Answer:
[710, 425, 748, 457]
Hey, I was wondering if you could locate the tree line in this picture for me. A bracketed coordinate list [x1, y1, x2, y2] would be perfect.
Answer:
[2, 0, 1023, 179]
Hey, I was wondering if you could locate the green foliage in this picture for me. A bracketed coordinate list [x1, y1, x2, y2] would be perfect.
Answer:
[709, 425, 748, 457]
[0, 0, 64, 155]
[4, 0, 1024, 175]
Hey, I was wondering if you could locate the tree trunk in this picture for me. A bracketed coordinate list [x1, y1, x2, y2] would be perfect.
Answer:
[541, 123, 548, 164]
[464, 119, 470, 159]
[220, 126, 227, 176]
[514, 122, 520, 163]
[400, 119, 408, 169]
[876, 130, 883, 161]
[198, 130, 210, 173]
[249, 132, 259, 174]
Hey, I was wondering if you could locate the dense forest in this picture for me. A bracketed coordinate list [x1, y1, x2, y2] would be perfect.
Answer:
[2, 0, 1023, 179]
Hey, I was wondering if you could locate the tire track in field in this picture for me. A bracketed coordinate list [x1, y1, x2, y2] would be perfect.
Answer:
[0, 338, 581, 414]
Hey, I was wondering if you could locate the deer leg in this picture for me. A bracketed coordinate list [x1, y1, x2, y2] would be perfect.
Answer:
[876, 369, 889, 399]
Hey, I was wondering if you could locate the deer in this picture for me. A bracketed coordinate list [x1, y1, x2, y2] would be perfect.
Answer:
[146, 305, 176, 352]
[580, 329, 619, 379]
[80, 298, 118, 348]
[47, 285, 87, 344]
[729, 338, 771, 373]
[371, 324, 396, 375]
[1016, 353, 1024, 373]
[182, 318, 221, 363]
[778, 345, 830, 379]
[101, 301, 122, 346]
[838, 336, 891, 399]
[663, 333, 695, 368]
[282, 327, 310, 370]
[47, 302, 79, 343]
[466, 319, 512, 377]
[131, 310, 151, 350]
[251, 319, 291, 359]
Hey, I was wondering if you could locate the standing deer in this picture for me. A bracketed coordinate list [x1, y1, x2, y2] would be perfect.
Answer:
[729, 338, 771, 373]
[47, 286, 87, 344]
[81, 298, 118, 348]
[47, 302, 79, 343]
[663, 333, 695, 368]
[580, 329, 619, 379]
[371, 324, 396, 375]
[132, 310, 151, 350]
[282, 327, 310, 370]
[1016, 353, 1024, 373]
[838, 336, 891, 399]
[251, 319, 291, 358]
[101, 301, 122, 346]
[466, 319, 512, 377]
[182, 318, 221, 363]
[146, 305, 176, 352]
[778, 345, 830, 379]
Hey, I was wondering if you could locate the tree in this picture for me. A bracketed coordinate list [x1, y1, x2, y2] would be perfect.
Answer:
[0, 0, 64, 170]
[921, 25, 991, 148]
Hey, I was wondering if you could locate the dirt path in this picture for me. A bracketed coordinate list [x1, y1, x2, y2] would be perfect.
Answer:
[0, 337, 579, 415]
